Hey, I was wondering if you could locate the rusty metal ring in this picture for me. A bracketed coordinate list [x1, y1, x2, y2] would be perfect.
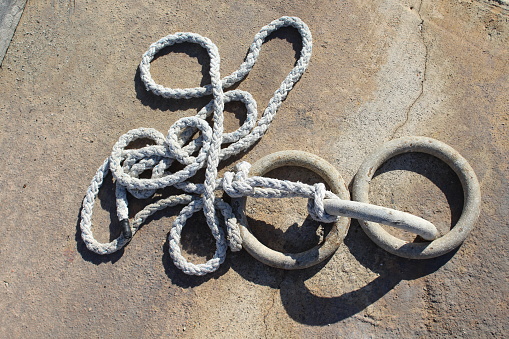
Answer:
[352, 136, 481, 259]
[231, 150, 351, 270]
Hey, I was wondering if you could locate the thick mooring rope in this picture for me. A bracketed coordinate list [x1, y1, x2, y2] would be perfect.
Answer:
[80, 17, 448, 275]
[79, 16, 340, 275]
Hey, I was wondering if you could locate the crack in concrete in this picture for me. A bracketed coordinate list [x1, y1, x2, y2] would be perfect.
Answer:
[390, 0, 428, 139]
[262, 272, 285, 338]
[353, 313, 377, 326]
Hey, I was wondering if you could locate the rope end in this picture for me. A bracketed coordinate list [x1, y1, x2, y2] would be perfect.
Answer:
[120, 219, 132, 240]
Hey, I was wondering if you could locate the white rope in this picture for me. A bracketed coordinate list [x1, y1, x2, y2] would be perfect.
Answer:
[79, 17, 340, 275]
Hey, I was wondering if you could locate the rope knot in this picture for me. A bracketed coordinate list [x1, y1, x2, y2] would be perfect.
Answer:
[307, 183, 339, 223]
[222, 161, 254, 198]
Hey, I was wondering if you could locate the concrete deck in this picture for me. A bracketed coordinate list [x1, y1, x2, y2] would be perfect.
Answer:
[0, 0, 507, 337]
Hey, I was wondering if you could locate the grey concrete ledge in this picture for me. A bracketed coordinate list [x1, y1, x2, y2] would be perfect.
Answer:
[0, 0, 27, 66]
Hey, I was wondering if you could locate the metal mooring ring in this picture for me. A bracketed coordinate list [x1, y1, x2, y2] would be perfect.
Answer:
[352, 136, 481, 259]
[232, 150, 351, 270]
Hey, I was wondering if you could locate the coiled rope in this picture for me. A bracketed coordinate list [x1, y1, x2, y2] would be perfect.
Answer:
[79, 16, 342, 275]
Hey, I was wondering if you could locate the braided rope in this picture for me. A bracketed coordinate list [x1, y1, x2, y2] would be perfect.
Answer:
[79, 16, 337, 275]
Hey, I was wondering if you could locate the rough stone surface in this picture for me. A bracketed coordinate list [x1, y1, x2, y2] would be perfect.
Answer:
[0, 0, 508, 337]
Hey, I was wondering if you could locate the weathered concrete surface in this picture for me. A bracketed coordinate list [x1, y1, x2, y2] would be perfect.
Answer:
[0, 0, 507, 337]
